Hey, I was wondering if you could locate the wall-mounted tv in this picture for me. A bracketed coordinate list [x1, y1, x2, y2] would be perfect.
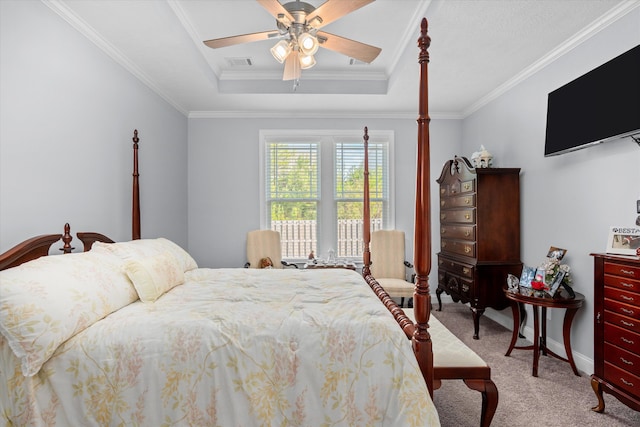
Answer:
[544, 44, 640, 157]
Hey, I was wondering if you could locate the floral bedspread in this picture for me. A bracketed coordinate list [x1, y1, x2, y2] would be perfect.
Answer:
[1, 268, 439, 426]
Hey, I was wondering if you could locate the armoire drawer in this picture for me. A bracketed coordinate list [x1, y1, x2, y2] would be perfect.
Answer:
[438, 256, 473, 279]
[604, 361, 640, 398]
[604, 323, 640, 354]
[604, 262, 640, 280]
[604, 286, 640, 307]
[440, 224, 475, 241]
[440, 239, 476, 257]
[604, 298, 640, 321]
[604, 273, 640, 294]
[605, 310, 640, 335]
[604, 342, 640, 377]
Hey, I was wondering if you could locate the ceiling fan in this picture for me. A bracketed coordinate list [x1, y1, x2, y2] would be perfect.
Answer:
[203, 0, 381, 81]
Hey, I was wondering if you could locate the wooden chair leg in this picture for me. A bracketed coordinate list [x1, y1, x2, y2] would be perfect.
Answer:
[464, 379, 498, 427]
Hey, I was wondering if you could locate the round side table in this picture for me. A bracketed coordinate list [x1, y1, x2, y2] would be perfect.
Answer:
[504, 289, 585, 377]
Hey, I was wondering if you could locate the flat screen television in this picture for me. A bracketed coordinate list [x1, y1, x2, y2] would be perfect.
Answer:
[544, 44, 640, 157]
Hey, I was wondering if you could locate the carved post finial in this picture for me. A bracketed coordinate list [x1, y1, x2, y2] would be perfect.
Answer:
[60, 222, 74, 253]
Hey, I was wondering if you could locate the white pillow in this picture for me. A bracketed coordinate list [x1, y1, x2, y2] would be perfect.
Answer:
[0, 251, 138, 377]
[123, 252, 184, 302]
[92, 238, 198, 272]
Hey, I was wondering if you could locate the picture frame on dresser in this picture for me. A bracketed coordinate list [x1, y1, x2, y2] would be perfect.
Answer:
[606, 226, 640, 255]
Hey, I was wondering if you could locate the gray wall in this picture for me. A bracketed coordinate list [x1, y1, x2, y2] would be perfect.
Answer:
[460, 8, 640, 369]
[188, 117, 461, 293]
[0, 0, 188, 251]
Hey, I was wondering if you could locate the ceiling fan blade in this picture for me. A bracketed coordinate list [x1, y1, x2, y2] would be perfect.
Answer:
[317, 31, 381, 63]
[283, 50, 300, 81]
[306, 0, 374, 29]
[203, 31, 280, 49]
[256, 0, 295, 24]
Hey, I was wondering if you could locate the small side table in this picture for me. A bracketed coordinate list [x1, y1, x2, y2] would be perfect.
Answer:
[304, 262, 357, 271]
[504, 289, 585, 377]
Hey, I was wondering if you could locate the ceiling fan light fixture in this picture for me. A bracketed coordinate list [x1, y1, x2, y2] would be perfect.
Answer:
[299, 53, 316, 70]
[270, 40, 292, 63]
[298, 32, 319, 56]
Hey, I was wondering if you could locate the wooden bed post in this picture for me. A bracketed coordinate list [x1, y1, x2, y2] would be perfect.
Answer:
[60, 223, 74, 253]
[132, 129, 141, 240]
[413, 17, 434, 397]
[362, 127, 371, 277]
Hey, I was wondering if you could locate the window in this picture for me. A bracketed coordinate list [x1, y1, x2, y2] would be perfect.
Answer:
[261, 130, 393, 260]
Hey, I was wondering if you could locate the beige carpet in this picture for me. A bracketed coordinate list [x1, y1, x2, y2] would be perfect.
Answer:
[416, 303, 640, 427]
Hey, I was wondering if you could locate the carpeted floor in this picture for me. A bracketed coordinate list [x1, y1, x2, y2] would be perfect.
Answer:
[428, 303, 640, 427]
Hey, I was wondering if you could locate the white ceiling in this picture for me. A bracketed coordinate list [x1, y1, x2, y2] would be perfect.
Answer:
[46, 0, 635, 118]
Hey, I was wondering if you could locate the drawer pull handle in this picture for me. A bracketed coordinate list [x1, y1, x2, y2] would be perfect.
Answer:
[620, 357, 634, 366]
[464, 230, 470, 237]
[621, 337, 635, 345]
[464, 246, 471, 254]
[620, 269, 636, 277]
[441, 188, 445, 194]
[441, 228, 446, 234]
[441, 214, 446, 220]
[442, 242, 447, 247]
[621, 295, 635, 302]
[620, 319, 636, 328]
[441, 200, 445, 207]
[464, 214, 471, 220]
[462, 284, 470, 292]
[463, 268, 470, 275]
[463, 183, 471, 191]
[621, 378, 634, 387]
[621, 282, 635, 289]
[465, 197, 471, 205]
[621, 308, 635, 315]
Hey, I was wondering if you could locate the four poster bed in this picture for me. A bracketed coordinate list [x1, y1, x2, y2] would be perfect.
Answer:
[0, 19, 495, 427]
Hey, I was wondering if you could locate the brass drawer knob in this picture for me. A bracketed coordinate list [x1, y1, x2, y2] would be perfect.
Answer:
[441, 188, 445, 194]
[465, 197, 471, 205]
[462, 267, 470, 275]
[442, 242, 447, 247]
[464, 246, 471, 253]
[441, 214, 446, 220]
[441, 228, 446, 234]
[441, 200, 445, 207]
[463, 183, 471, 191]
[464, 230, 470, 237]
[464, 213, 471, 220]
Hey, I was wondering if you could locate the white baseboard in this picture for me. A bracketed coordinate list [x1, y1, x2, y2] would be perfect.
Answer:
[432, 293, 594, 375]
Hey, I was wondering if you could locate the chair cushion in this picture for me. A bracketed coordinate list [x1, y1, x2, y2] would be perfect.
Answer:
[376, 278, 414, 297]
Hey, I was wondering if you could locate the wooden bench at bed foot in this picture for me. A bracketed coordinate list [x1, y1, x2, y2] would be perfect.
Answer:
[404, 309, 498, 427]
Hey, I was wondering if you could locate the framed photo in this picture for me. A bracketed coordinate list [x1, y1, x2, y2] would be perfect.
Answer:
[519, 265, 536, 288]
[548, 270, 566, 297]
[546, 246, 567, 261]
[606, 226, 640, 256]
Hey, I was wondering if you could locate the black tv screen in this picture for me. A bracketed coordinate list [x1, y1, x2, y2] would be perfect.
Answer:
[544, 44, 640, 157]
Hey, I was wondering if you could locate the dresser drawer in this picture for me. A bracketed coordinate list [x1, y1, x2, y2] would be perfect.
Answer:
[441, 239, 476, 257]
[604, 273, 640, 294]
[605, 310, 640, 334]
[440, 224, 475, 241]
[438, 256, 474, 279]
[440, 194, 476, 209]
[605, 261, 640, 280]
[604, 323, 640, 354]
[604, 286, 640, 306]
[604, 361, 640, 398]
[604, 298, 640, 321]
[440, 209, 475, 224]
[605, 343, 640, 377]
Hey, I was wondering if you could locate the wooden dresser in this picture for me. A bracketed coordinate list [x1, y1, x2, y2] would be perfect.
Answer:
[591, 253, 640, 413]
[436, 156, 521, 339]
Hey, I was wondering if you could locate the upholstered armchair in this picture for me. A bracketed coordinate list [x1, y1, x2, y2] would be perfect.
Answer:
[370, 230, 415, 307]
[244, 230, 298, 269]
